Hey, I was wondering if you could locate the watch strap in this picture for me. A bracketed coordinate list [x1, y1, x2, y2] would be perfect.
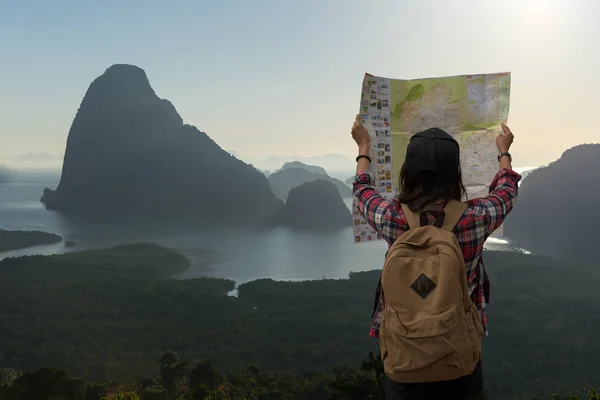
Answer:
[498, 152, 511, 162]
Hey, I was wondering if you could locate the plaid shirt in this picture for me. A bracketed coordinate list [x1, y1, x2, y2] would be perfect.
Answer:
[353, 168, 521, 338]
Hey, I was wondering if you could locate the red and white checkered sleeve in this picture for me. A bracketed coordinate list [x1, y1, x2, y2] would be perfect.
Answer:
[478, 168, 522, 235]
[352, 170, 393, 236]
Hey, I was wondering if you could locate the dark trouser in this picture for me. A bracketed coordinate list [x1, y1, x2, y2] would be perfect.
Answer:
[384, 361, 484, 400]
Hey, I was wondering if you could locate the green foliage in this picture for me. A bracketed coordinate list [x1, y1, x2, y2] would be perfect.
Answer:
[114, 391, 141, 400]
[0, 367, 101, 400]
[0, 352, 596, 400]
[160, 351, 187, 400]
[0, 243, 191, 281]
[0, 229, 62, 252]
[189, 361, 222, 399]
[0, 367, 21, 388]
[0, 248, 598, 399]
[86, 384, 108, 400]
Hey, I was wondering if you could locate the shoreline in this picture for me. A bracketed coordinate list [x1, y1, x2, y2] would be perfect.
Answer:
[0, 234, 533, 296]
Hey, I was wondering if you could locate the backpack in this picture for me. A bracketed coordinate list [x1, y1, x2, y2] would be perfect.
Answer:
[379, 200, 484, 383]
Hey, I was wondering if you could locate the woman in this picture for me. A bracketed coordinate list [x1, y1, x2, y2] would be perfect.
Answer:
[351, 115, 521, 400]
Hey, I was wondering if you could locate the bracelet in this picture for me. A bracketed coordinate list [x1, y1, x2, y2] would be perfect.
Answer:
[356, 154, 371, 163]
[497, 152, 512, 162]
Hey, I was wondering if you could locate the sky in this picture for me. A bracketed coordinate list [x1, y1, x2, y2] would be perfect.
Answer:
[1, 0, 599, 169]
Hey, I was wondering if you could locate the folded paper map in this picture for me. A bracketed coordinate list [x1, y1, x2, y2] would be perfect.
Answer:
[353, 72, 511, 243]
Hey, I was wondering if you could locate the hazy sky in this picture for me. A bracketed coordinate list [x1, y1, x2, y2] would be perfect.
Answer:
[1, 0, 599, 167]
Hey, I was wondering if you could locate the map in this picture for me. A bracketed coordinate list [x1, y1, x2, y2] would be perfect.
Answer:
[353, 72, 511, 243]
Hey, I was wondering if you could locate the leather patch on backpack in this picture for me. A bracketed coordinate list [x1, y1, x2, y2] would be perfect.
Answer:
[411, 273, 437, 299]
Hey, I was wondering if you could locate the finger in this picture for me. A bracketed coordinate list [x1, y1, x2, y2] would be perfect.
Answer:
[501, 123, 512, 135]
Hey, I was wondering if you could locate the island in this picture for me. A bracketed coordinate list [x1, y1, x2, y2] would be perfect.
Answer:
[41, 64, 281, 228]
[267, 161, 351, 201]
[0, 229, 63, 253]
[267, 179, 352, 230]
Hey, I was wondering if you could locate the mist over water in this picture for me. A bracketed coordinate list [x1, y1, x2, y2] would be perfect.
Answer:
[0, 170, 530, 285]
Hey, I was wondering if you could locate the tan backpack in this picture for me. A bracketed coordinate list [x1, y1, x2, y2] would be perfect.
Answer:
[379, 200, 484, 383]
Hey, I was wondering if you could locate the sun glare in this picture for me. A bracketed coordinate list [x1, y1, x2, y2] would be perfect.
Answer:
[520, 0, 557, 29]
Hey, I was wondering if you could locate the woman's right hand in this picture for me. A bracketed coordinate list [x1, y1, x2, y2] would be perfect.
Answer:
[497, 123, 514, 153]
[352, 115, 371, 153]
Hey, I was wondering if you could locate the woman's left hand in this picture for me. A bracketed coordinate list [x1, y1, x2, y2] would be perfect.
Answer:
[351, 115, 371, 151]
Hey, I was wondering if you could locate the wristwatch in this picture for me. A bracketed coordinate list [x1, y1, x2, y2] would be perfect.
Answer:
[497, 152, 512, 162]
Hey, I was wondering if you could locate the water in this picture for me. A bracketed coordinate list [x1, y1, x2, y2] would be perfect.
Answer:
[0, 171, 526, 285]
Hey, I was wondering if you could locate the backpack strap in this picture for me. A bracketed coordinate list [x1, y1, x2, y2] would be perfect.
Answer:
[401, 200, 467, 231]
[441, 200, 468, 231]
[371, 248, 389, 318]
[400, 203, 419, 229]
[482, 257, 491, 303]
[401, 203, 454, 229]
[371, 277, 382, 318]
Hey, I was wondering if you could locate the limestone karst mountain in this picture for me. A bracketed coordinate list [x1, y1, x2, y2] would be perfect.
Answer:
[504, 144, 600, 263]
[270, 179, 352, 230]
[41, 64, 281, 227]
[267, 162, 351, 201]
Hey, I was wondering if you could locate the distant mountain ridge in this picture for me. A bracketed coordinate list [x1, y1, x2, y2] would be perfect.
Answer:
[267, 180, 352, 230]
[505, 144, 599, 263]
[280, 161, 327, 175]
[41, 64, 281, 227]
[246, 154, 354, 178]
[267, 162, 351, 201]
[0, 165, 15, 183]
[2, 153, 64, 169]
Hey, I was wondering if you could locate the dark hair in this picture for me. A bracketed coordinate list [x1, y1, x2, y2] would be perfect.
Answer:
[397, 163, 467, 212]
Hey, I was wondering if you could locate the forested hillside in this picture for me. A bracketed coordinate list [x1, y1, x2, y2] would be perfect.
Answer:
[0, 352, 597, 399]
[0, 247, 597, 399]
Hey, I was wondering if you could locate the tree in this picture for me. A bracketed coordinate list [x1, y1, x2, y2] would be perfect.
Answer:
[109, 391, 141, 400]
[86, 383, 108, 400]
[204, 384, 232, 400]
[189, 361, 222, 399]
[359, 352, 384, 399]
[0, 368, 21, 388]
[329, 365, 380, 400]
[9, 367, 85, 400]
[159, 351, 187, 400]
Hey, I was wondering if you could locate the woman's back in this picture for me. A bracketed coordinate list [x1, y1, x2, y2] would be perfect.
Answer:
[350, 116, 519, 399]
[354, 167, 521, 337]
